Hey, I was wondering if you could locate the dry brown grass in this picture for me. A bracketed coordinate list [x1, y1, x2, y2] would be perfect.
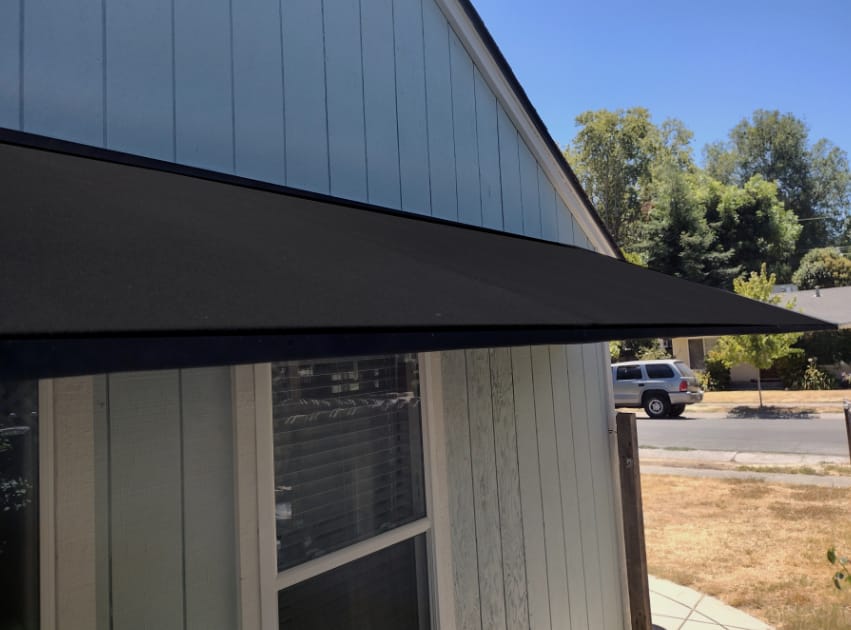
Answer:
[642, 474, 851, 629]
[702, 390, 849, 406]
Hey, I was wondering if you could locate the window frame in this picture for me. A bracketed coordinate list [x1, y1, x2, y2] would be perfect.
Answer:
[234, 353, 454, 630]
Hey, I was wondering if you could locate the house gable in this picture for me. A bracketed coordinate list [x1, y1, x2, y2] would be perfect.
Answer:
[0, 0, 611, 253]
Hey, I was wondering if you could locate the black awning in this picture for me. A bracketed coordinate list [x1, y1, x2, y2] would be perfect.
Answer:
[0, 130, 834, 378]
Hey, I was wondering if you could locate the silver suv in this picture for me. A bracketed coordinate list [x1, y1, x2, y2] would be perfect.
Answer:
[611, 359, 703, 418]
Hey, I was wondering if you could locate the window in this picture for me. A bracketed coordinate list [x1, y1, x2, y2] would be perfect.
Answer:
[616, 365, 643, 380]
[687, 339, 706, 371]
[269, 354, 431, 629]
[645, 364, 674, 379]
[0, 380, 39, 630]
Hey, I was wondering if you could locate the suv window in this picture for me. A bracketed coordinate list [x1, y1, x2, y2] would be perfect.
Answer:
[616, 365, 643, 380]
[645, 364, 674, 379]
[675, 361, 695, 377]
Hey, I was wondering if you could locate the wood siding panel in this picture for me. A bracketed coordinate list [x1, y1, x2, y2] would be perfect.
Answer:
[539, 169, 559, 242]
[563, 347, 605, 628]
[92, 377, 110, 630]
[394, 0, 431, 215]
[23, 0, 103, 145]
[282, 0, 329, 193]
[511, 347, 551, 630]
[105, 0, 174, 160]
[181, 368, 238, 630]
[0, 0, 20, 129]
[549, 346, 589, 630]
[422, 0, 457, 221]
[361, 0, 401, 209]
[324, 0, 367, 200]
[474, 68, 503, 230]
[441, 350, 482, 630]
[174, 0, 233, 172]
[489, 348, 529, 629]
[519, 143, 541, 237]
[450, 32, 481, 226]
[556, 197, 576, 246]
[232, 0, 286, 183]
[108, 371, 184, 630]
[466, 349, 507, 630]
[53, 378, 97, 630]
[530, 346, 571, 629]
[497, 104, 523, 234]
[584, 344, 625, 630]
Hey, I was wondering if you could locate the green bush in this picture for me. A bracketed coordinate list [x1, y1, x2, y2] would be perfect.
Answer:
[772, 349, 807, 389]
[792, 247, 851, 289]
[796, 330, 851, 364]
[701, 355, 731, 391]
[801, 359, 836, 390]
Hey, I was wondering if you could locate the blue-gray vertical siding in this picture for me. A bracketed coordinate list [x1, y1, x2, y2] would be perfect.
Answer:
[4, 0, 590, 247]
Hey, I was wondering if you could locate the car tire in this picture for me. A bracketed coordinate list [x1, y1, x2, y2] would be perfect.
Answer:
[669, 403, 686, 418]
[643, 393, 670, 419]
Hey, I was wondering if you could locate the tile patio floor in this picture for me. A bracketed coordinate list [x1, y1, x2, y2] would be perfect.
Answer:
[650, 575, 773, 630]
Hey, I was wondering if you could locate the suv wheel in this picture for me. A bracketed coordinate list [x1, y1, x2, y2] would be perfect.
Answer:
[669, 403, 686, 418]
[643, 393, 670, 419]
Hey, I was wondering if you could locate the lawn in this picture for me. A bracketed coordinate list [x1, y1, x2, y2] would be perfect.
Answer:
[701, 390, 849, 406]
[642, 474, 851, 629]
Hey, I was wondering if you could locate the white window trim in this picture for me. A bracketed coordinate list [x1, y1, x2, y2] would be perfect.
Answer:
[234, 353, 456, 630]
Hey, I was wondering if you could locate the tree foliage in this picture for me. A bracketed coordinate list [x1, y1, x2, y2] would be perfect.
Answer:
[709, 265, 802, 406]
[566, 108, 665, 249]
[700, 175, 801, 281]
[704, 109, 851, 255]
[791, 247, 851, 289]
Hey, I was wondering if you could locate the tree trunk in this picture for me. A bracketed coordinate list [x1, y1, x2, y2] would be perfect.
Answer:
[756, 370, 763, 409]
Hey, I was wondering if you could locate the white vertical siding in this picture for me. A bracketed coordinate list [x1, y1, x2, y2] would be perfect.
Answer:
[6, 0, 594, 247]
[474, 68, 503, 230]
[394, 0, 431, 214]
[109, 371, 185, 630]
[105, 0, 174, 159]
[282, 0, 329, 193]
[0, 0, 20, 128]
[450, 31, 482, 226]
[441, 344, 625, 630]
[174, 0, 234, 172]
[232, 0, 286, 183]
[23, 0, 103, 146]
[324, 0, 368, 200]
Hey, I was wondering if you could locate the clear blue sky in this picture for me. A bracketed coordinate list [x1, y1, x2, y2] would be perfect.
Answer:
[469, 0, 851, 163]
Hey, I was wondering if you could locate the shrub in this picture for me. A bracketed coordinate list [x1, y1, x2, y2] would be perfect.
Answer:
[801, 358, 836, 390]
[701, 355, 731, 391]
[773, 349, 807, 388]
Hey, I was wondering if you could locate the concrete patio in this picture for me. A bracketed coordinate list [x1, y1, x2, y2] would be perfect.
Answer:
[650, 576, 772, 630]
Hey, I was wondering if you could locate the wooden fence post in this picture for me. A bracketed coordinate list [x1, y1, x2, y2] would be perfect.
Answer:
[616, 412, 652, 630]
[844, 400, 850, 465]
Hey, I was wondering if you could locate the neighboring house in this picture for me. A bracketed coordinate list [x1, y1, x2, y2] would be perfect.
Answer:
[673, 285, 851, 384]
[0, 2, 829, 630]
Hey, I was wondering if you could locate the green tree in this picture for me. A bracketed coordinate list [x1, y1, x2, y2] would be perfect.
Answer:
[700, 174, 801, 281]
[566, 108, 667, 249]
[791, 247, 851, 289]
[640, 160, 736, 286]
[710, 264, 802, 407]
[704, 110, 851, 255]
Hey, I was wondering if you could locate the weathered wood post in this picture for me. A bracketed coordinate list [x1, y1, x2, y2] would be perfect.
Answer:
[616, 411, 652, 630]
[844, 400, 851, 465]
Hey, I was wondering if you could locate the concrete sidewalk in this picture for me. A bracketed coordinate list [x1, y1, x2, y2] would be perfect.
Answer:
[650, 576, 772, 629]
[639, 447, 851, 487]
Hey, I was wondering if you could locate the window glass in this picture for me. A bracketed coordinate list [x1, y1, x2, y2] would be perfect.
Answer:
[0, 380, 39, 630]
[645, 364, 674, 379]
[616, 365, 643, 380]
[278, 535, 430, 630]
[272, 355, 426, 571]
[678, 358, 699, 376]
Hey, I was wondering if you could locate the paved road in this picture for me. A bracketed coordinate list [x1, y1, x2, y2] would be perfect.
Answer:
[636, 412, 849, 456]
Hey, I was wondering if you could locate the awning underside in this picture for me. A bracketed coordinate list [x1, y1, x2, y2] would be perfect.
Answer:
[0, 131, 835, 378]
